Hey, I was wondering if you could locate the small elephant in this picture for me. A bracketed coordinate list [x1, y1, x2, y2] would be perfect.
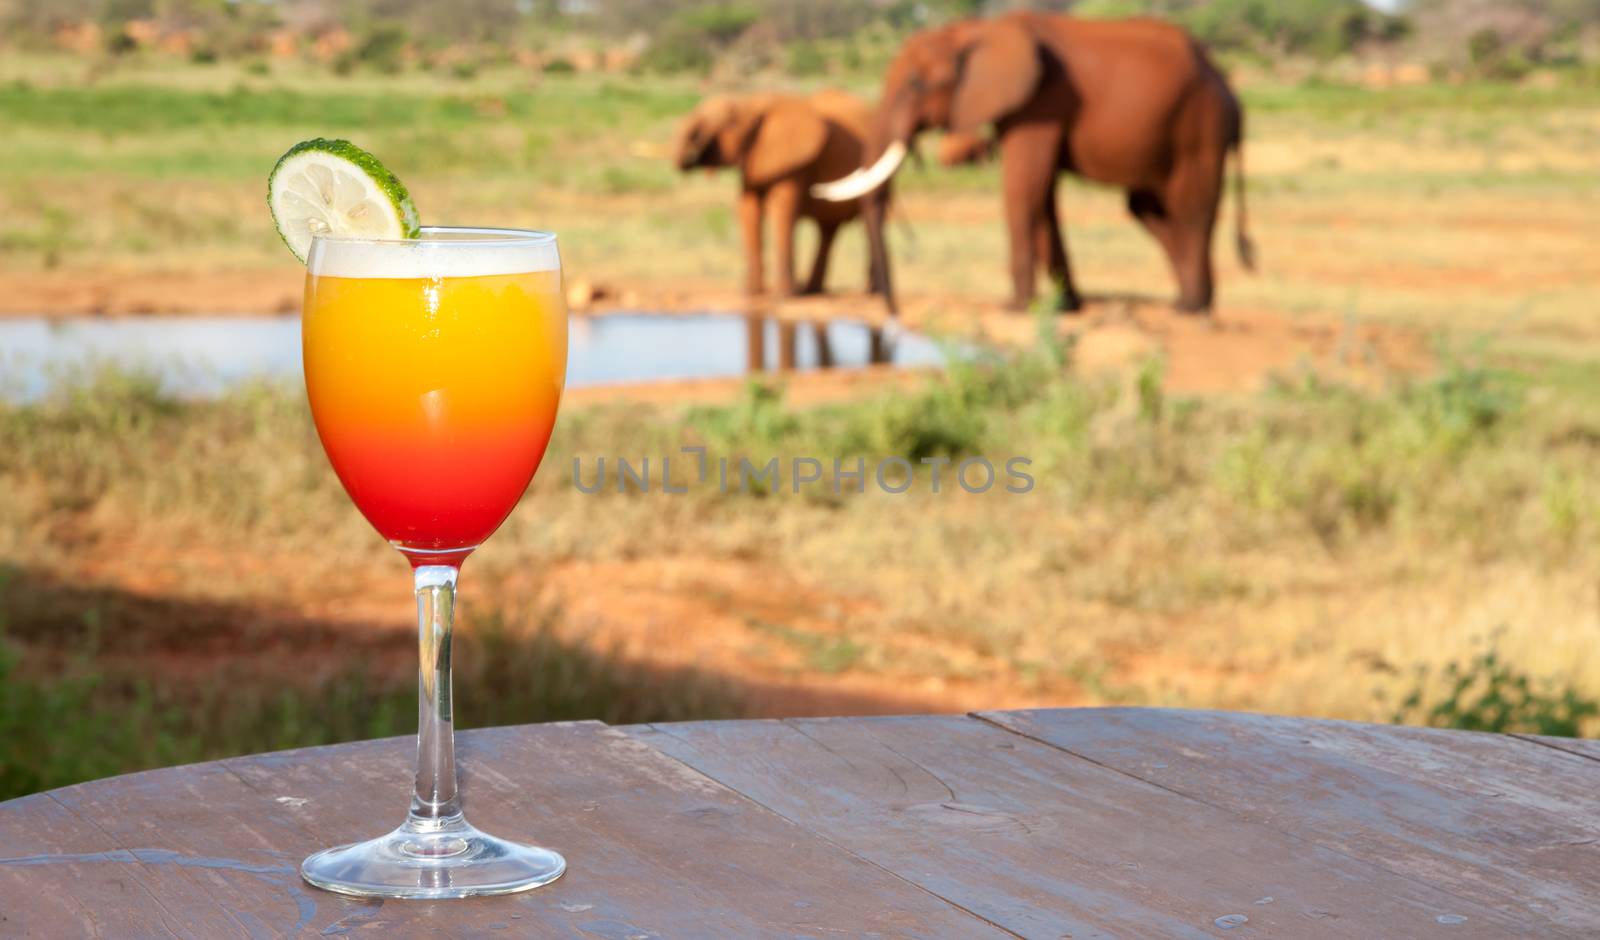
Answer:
[818, 12, 1254, 314]
[674, 91, 895, 314]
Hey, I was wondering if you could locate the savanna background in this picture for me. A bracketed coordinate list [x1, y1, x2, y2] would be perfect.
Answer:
[3, 0, 1599, 800]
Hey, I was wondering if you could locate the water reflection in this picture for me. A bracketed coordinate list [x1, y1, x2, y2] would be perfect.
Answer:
[0, 313, 944, 400]
[738, 315, 889, 373]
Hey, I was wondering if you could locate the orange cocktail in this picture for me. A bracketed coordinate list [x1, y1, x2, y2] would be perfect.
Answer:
[303, 230, 566, 564]
[298, 227, 570, 899]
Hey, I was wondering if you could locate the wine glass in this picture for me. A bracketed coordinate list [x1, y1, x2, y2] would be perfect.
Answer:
[297, 226, 568, 899]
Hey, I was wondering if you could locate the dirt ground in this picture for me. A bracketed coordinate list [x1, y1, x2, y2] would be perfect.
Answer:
[53, 525, 1059, 718]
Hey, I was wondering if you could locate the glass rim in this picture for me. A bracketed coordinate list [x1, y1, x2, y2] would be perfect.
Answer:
[310, 225, 557, 248]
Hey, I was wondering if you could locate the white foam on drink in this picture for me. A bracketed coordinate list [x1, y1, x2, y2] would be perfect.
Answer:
[307, 229, 559, 279]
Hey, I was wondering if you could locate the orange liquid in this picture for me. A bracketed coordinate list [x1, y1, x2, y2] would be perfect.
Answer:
[303, 270, 566, 563]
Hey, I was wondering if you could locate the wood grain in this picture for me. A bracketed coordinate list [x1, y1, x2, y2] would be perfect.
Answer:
[4, 710, 1593, 938]
[0, 791, 227, 939]
[982, 708, 1600, 935]
[635, 714, 1532, 939]
[1516, 732, 1600, 764]
[2, 721, 999, 938]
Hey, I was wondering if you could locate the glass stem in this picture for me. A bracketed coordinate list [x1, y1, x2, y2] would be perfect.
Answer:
[407, 564, 463, 831]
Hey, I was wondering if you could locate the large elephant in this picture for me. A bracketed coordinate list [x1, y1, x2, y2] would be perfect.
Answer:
[817, 12, 1254, 314]
[674, 91, 895, 313]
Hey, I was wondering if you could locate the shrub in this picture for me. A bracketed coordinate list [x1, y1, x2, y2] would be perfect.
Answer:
[637, 28, 713, 74]
[1180, 0, 1407, 60]
[675, 4, 760, 45]
[1467, 27, 1534, 81]
[637, 4, 759, 74]
[104, 29, 139, 57]
[355, 24, 409, 75]
[1393, 636, 1600, 738]
[786, 41, 828, 77]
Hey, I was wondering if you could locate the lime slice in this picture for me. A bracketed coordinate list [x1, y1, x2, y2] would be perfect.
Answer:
[267, 138, 420, 263]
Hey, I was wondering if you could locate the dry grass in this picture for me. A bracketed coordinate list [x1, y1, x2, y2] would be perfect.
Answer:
[7, 349, 1600, 742]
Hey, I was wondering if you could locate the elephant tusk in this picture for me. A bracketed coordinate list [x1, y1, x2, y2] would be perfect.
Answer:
[811, 141, 909, 201]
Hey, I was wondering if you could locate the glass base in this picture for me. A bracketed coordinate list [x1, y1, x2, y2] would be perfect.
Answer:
[300, 816, 565, 899]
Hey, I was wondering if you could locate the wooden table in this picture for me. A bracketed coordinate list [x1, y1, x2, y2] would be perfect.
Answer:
[1, 708, 1596, 938]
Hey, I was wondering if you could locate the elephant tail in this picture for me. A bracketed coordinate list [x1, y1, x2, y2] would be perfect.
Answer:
[1231, 120, 1257, 273]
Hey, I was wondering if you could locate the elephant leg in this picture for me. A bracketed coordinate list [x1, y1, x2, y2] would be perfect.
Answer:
[802, 220, 839, 296]
[1167, 217, 1216, 314]
[739, 189, 764, 297]
[1128, 188, 1183, 299]
[998, 122, 1062, 312]
[865, 218, 885, 295]
[863, 190, 897, 316]
[1034, 179, 1080, 311]
[766, 180, 803, 297]
[1161, 150, 1225, 313]
[1002, 183, 1039, 313]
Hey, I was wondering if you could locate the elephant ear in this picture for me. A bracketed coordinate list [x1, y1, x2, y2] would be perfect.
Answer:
[950, 19, 1041, 135]
[742, 99, 829, 189]
[710, 97, 764, 167]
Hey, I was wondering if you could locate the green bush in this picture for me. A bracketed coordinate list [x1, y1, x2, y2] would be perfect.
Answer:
[104, 29, 139, 57]
[675, 4, 760, 45]
[1179, 0, 1406, 60]
[1393, 637, 1599, 737]
[1468, 27, 1535, 81]
[685, 325, 1068, 473]
[637, 27, 713, 74]
[1402, 358, 1521, 454]
[355, 24, 409, 75]
[637, 3, 759, 74]
[786, 41, 828, 77]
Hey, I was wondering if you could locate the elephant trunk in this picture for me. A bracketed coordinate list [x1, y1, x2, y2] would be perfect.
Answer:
[674, 130, 708, 172]
[672, 131, 697, 171]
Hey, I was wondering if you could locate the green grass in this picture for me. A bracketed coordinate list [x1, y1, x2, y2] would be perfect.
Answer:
[0, 77, 699, 180]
